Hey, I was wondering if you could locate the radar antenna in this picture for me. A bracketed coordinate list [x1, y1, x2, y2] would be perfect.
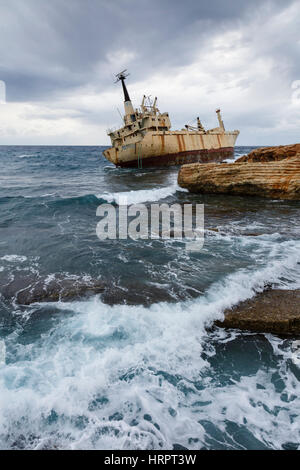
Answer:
[114, 69, 130, 83]
[114, 69, 131, 102]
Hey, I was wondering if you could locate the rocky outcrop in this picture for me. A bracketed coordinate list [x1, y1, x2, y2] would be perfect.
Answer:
[6, 274, 300, 335]
[216, 289, 300, 335]
[236, 143, 300, 163]
[15, 278, 106, 305]
[178, 155, 300, 200]
[0, 273, 174, 307]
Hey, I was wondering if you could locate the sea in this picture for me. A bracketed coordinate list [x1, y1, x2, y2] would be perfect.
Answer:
[0, 145, 299, 450]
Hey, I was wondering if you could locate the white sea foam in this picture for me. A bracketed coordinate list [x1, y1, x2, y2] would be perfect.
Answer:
[222, 148, 250, 163]
[97, 184, 187, 205]
[0, 239, 300, 449]
[17, 154, 36, 159]
[0, 255, 27, 263]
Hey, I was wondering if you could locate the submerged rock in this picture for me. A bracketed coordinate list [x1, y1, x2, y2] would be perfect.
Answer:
[5, 271, 300, 336]
[216, 289, 300, 335]
[1, 274, 174, 306]
[178, 154, 300, 200]
[14, 277, 106, 305]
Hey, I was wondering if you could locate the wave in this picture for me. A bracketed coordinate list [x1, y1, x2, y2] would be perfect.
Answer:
[97, 184, 187, 205]
[49, 193, 99, 207]
[17, 154, 37, 159]
[0, 194, 101, 213]
[0, 239, 299, 449]
[1, 185, 186, 207]
[55, 239, 300, 326]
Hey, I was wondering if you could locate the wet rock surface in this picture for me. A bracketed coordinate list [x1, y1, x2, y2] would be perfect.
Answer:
[0, 274, 181, 307]
[14, 277, 106, 305]
[178, 154, 300, 200]
[216, 289, 300, 335]
[2, 274, 300, 335]
[236, 143, 300, 163]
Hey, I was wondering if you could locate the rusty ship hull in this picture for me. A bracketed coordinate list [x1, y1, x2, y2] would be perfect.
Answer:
[103, 71, 239, 168]
[104, 130, 238, 168]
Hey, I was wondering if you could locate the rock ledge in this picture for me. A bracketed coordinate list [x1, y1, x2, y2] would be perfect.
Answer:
[178, 144, 300, 200]
[216, 289, 300, 335]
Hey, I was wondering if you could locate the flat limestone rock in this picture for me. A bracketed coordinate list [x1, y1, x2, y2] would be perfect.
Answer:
[236, 143, 300, 163]
[216, 289, 300, 335]
[178, 156, 300, 199]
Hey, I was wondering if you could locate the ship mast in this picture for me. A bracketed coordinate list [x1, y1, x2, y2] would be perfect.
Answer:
[115, 70, 135, 123]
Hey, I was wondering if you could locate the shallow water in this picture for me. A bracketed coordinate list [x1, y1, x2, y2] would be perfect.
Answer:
[0, 145, 299, 450]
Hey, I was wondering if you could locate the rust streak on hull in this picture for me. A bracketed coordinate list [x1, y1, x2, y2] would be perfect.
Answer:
[160, 134, 165, 153]
[176, 134, 183, 153]
[200, 134, 204, 149]
[180, 134, 186, 152]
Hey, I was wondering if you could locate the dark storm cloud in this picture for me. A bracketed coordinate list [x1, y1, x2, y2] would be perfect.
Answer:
[0, 0, 295, 101]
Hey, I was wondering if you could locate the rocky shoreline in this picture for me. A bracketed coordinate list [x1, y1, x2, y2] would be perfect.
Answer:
[217, 289, 300, 336]
[237, 143, 300, 163]
[177, 144, 300, 335]
[178, 143, 300, 200]
[6, 276, 299, 337]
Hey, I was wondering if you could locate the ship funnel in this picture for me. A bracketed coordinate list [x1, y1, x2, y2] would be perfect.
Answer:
[216, 108, 225, 131]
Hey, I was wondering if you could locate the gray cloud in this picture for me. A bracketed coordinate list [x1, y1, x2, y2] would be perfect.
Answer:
[0, 0, 299, 145]
[0, 0, 294, 100]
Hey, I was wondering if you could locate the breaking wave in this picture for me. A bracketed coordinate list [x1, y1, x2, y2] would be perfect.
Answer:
[0, 239, 300, 450]
[97, 184, 187, 205]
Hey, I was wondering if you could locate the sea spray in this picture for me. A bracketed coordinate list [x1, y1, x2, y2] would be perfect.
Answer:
[1, 238, 300, 449]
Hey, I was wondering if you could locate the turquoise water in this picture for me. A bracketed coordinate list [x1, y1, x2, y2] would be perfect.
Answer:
[0, 146, 299, 450]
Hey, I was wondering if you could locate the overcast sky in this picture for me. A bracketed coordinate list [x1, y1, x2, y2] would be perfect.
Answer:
[0, 0, 299, 145]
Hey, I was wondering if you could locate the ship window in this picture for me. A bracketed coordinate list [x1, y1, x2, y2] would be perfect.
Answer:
[131, 114, 136, 122]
